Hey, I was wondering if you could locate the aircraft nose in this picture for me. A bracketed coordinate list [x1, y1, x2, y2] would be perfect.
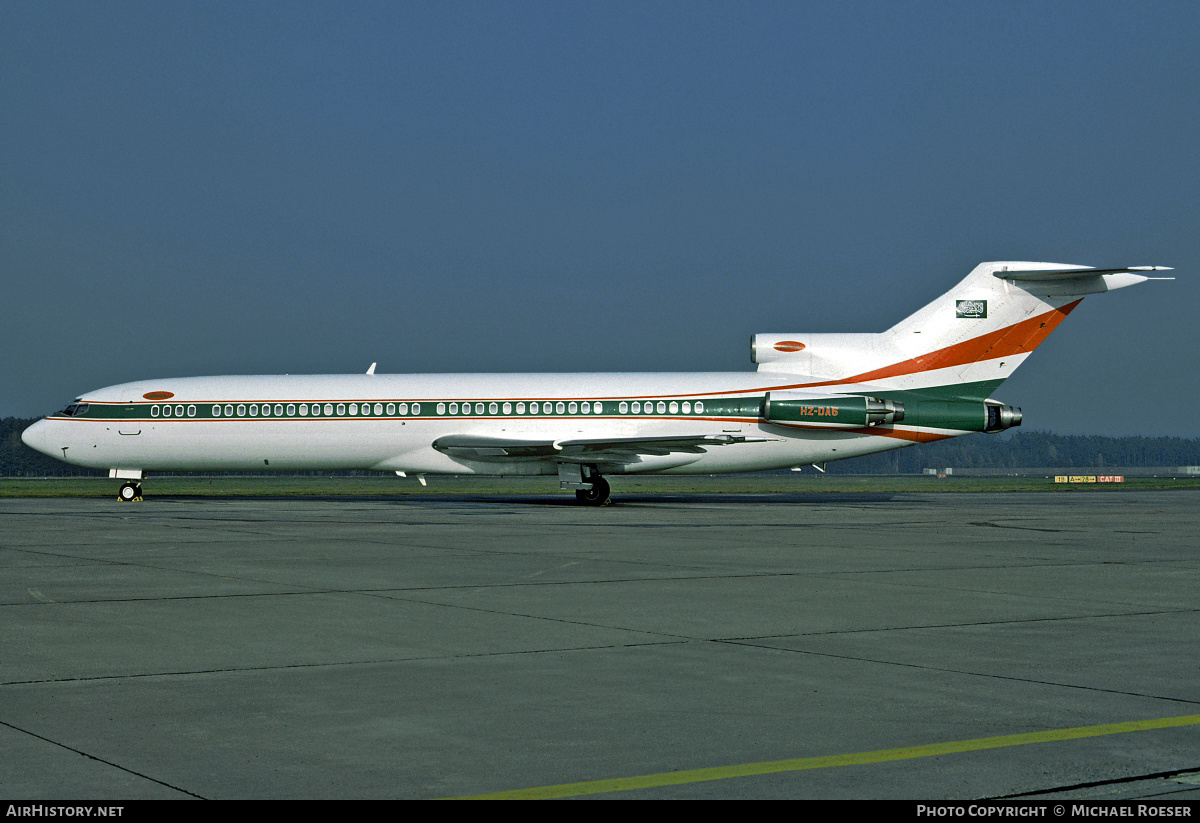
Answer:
[20, 419, 56, 457]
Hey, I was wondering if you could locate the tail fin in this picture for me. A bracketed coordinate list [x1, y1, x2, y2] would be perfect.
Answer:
[752, 262, 1171, 399]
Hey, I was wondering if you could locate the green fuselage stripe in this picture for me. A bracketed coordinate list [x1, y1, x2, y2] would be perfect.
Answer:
[52, 389, 998, 434]
[53, 396, 764, 422]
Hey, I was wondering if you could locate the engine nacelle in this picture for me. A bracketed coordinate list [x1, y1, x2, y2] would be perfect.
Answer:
[885, 397, 1022, 433]
[764, 392, 1021, 434]
[762, 392, 905, 428]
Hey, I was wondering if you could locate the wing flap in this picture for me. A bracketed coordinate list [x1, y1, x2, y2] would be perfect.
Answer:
[431, 436, 560, 460]
[432, 433, 759, 463]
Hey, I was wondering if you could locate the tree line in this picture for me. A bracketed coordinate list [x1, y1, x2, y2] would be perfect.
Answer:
[823, 429, 1200, 473]
[3, 416, 1198, 477]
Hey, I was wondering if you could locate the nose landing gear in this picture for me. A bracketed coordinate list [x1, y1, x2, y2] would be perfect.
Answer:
[117, 481, 143, 502]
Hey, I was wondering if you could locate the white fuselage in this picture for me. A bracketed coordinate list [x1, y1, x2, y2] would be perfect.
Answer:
[22, 371, 916, 477]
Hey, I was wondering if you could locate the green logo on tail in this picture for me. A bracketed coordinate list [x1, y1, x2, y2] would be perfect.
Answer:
[956, 300, 987, 319]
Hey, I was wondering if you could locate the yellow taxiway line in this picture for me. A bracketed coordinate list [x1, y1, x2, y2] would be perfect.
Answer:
[455, 714, 1200, 799]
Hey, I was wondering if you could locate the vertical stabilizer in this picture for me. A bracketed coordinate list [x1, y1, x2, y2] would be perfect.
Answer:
[753, 262, 1170, 398]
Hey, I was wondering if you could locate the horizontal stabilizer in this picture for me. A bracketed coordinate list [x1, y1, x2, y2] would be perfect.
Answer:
[995, 266, 1173, 281]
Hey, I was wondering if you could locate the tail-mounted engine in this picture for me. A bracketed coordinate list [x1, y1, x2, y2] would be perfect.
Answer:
[762, 392, 1021, 434]
[762, 392, 905, 428]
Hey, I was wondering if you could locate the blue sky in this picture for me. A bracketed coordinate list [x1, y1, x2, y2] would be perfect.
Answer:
[3, 1, 1197, 435]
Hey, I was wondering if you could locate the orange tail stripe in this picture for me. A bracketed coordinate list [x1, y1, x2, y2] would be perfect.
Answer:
[835, 300, 1082, 385]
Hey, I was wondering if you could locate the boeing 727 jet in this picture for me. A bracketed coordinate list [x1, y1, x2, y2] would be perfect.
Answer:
[22, 261, 1171, 504]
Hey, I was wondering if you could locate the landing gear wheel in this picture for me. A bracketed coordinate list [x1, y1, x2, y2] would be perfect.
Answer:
[575, 477, 611, 506]
[118, 482, 143, 502]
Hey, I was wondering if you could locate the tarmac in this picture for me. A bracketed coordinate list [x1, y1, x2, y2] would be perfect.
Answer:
[1, 490, 1198, 800]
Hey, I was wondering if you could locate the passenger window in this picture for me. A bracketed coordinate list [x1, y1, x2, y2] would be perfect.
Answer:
[374, 403, 382, 415]
[619, 402, 628, 414]
[669, 401, 678, 414]
[695, 401, 704, 414]
[436, 403, 445, 415]
[261, 404, 271, 417]
[556, 402, 565, 414]
[502, 402, 511, 415]
[594, 402, 603, 414]
[188, 405, 197, 417]
[657, 401, 666, 414]
[528, 402, 537, 414]
[682, 401, 691, 414]
[226, 404, 235, 417]
[489, 402, 498, 414]
[349, 403, 358, 415]
[336, 404, 345, 415]
[581, 402, 590, 414]
[211, 405, 220, 417]
[449, 403, 458, 414]
[412, 403, 420, 415]
[176, 405, 185, 417]
[543, 402, 552, 414]
[516, 402, 526, 414]
[399, 403, 409, 415]
[237, 405, 246, 416]
[152, 405, 160, 417]
[250, 405, 258, 417]
[631, 401, 640, 414]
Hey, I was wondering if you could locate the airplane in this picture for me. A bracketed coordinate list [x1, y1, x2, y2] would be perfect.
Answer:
[21, 261, 1171, 505]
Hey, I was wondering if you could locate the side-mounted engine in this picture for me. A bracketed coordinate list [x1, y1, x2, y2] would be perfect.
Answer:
[762, 392, 904, 428]
[760, 391, 1021, 434]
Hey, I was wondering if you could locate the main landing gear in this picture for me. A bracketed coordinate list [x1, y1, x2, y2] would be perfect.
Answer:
[559, 464, 612, 506]
[575, 477, 611, 507]
[118, 481, 143, 502]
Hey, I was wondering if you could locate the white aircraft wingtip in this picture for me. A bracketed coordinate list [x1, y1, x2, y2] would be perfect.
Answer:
[366, 362, 376, 375]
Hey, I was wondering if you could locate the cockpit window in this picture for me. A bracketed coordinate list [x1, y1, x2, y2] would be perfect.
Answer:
[56, 403, 89, 417]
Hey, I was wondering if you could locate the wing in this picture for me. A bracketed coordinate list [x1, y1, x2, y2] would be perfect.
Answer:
[432, 433, 763, 464]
